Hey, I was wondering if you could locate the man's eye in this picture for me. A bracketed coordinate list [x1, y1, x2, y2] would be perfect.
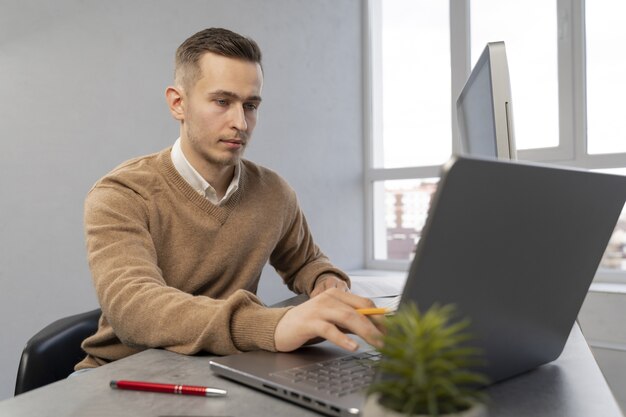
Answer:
[244, 103, 258, 111]
[216, 99, 228, 106]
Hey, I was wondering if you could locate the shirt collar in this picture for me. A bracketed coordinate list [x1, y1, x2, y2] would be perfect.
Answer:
[171, 138, 240, 205]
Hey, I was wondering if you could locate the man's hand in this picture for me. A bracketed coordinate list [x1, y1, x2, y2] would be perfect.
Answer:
[274, 288, 384, 352]
[310, 274, 349, 298]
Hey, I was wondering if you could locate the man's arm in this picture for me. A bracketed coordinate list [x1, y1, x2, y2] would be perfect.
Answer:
[267, 187, 382, 352]
[269, 188, 351, 296]
[84, 184, 287, 358]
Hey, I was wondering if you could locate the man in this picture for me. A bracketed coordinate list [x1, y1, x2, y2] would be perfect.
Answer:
[76, 28, 381, 370]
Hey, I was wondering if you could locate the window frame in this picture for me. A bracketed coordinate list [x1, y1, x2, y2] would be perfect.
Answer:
[364, 0, 626, 278]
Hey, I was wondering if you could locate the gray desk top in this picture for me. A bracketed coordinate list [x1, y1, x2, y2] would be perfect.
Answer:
[1, 325, 622, 417]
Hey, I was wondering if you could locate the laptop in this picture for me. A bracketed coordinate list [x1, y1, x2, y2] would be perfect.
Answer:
[210, 156, 626, 417]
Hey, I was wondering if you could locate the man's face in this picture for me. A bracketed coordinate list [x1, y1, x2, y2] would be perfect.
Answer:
[179, 52, 263, 171]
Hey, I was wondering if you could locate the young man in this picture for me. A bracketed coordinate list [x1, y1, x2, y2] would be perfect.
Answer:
[76, 28, 381, 369]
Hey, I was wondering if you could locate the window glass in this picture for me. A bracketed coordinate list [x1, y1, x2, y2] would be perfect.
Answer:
[373, 171, 626, 270]
[470, 0, 559, 150]
[380, 0, 450, 168]
[594, 168, 626, 271]
[585, 0, 626, 155]
[602, 204, 626, 271]
[374, 178, 438, 260]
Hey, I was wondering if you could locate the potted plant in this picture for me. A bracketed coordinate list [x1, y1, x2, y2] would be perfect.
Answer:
[364, 302, 489, 417]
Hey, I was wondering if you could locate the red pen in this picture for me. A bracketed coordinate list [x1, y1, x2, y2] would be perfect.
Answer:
[110, 380, 227, 397]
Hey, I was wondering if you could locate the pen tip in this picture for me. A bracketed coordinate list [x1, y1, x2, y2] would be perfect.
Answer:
[110, 380, 118, 388]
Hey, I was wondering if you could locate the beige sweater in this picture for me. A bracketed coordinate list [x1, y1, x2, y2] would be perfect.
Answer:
[76, 148, 348, 369]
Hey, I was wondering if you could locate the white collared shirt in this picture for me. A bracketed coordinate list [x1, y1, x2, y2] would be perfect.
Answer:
[171, 138, 241, 206]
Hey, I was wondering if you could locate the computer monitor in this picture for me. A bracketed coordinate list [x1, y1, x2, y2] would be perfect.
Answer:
[456, 41, 517, 160]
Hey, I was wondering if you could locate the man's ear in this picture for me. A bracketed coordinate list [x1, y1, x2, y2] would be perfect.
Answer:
[165, 86, 185, 121]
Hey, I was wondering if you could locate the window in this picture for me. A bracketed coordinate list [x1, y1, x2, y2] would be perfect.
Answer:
[366, 0, 449, 268]
[378, 0, 451, 169]
[373, 178, 438, 261]
[585, 0, 626, 155]
[585, 0, 626, 279]
[595, 168, 626, 276]
[366, 0, 626, 279]
[470, 0, 559, 151]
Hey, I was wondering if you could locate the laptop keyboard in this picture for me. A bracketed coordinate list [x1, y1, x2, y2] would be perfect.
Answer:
[272, 351, 381, 397]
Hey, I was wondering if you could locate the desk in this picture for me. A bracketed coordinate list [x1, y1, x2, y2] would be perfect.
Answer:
[0, 325, 622, 416]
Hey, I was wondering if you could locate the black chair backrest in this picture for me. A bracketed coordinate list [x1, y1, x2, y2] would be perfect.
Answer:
[14, 308, 101, 395]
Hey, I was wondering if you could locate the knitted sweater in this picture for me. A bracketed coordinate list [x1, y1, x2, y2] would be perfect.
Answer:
[76, 148, 348, 369]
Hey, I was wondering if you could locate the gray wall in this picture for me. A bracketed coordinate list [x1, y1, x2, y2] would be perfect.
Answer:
[0, 0, 365, 400]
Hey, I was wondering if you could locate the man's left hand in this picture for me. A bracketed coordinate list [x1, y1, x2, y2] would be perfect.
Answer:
[311, 274, 349, 298]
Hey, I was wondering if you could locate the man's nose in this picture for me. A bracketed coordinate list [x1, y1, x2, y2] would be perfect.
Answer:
[230, 105, 248, 131]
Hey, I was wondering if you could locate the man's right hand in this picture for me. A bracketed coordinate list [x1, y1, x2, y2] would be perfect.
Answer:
[273, 288, 384, 352]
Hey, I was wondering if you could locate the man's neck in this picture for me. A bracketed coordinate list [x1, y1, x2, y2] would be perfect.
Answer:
[179, 140, 235, 199]
[203, 164, 235, 200]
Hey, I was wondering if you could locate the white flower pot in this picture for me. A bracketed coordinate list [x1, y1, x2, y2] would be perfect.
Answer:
[362, 394, 488, 417]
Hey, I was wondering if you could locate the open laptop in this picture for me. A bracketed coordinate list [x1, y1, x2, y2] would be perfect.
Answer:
[210, 156, 626, 417]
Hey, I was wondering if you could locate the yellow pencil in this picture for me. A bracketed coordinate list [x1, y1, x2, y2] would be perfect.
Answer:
[355, 307, 389, 316]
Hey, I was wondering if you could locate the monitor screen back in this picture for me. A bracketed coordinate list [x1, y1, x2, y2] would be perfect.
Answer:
[456, 41, 516, 160]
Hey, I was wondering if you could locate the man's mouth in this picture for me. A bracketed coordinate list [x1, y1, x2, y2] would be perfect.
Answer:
[220, 138, 246, 149]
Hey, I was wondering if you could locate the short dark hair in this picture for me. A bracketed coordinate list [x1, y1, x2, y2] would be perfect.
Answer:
[174, 27, 262, 90]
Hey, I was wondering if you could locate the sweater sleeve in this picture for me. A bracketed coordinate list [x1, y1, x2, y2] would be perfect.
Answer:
[83, 184, 288, 357]
[269, 189, 350, 295]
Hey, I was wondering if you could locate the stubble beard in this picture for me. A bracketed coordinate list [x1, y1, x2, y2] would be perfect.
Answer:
[186, 128, 249, 168]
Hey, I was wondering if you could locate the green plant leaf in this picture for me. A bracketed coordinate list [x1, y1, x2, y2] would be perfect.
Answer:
[367, 302, 489, 416]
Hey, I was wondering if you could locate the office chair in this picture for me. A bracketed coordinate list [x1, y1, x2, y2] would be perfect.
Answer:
[14, 308, 101, 396]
